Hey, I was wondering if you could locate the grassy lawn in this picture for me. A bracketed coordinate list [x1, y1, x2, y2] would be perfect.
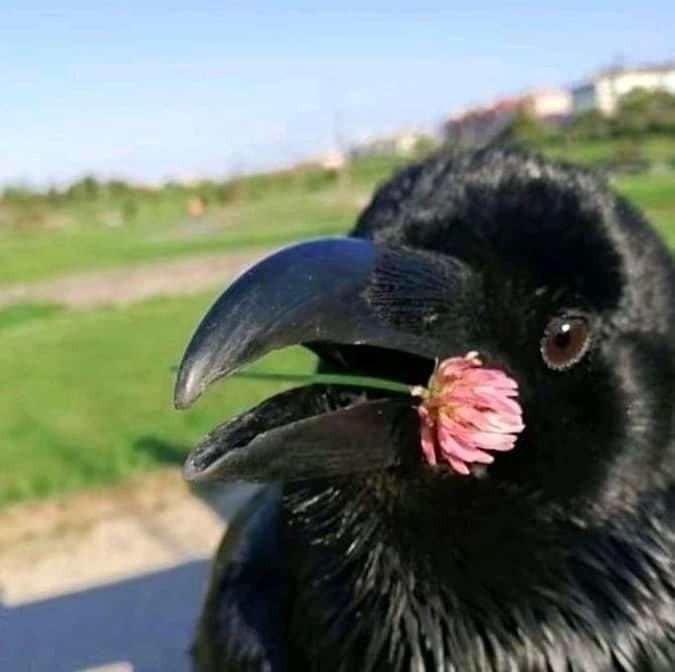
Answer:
[0, 153, 418, 286]
[538, 135, 675, 166]
[613, 173, 675, 209]
[612, 174, 675, 248]
[0, 294, 315, 507]
[2, 146, 673, 285]
[0, 188, 364, 284]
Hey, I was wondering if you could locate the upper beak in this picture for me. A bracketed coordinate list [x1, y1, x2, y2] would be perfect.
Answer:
[174, 236, 480, 482]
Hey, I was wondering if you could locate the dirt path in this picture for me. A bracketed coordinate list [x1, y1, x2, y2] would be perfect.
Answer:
[0, 468, 259, 605]
[0, 247, 273, 310]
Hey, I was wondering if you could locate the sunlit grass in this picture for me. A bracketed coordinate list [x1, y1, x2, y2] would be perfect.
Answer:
[1, 147, 673, 285]
[0, 292, 315, 507]
[0, 189, 361, 284]
[539, 135, 675, 165]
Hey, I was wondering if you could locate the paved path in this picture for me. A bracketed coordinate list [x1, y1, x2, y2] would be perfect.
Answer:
[1, 560, 210, 672]
[0, 470, 261, 672]
[0, 248, 273, 309]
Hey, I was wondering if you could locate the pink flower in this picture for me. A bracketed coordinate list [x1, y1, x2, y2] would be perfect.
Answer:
[411, 352, 524, 475]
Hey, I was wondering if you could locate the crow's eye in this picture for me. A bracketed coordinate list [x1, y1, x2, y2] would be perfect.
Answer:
[540, 314, 591, 371]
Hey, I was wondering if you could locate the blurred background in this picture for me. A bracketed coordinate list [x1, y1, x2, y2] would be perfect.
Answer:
[1, 2, 674, 671]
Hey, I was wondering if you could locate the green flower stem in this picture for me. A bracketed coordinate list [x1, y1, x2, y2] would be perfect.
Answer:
[233, 370, 411, 394]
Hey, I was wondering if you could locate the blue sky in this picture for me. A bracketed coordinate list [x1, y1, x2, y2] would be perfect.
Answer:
[1, 1, 673, 185]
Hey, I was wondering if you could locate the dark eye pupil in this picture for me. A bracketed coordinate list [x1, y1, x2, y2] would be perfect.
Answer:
[554, 325, 572, 349]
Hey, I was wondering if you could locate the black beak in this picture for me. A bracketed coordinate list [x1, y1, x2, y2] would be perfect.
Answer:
[174, 237, 479, 483]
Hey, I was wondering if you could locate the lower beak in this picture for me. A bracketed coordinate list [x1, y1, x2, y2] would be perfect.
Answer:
[183, 385, 418, 483]
[174, 237, 479, 482]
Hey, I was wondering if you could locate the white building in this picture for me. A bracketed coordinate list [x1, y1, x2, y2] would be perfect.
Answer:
[572, 62, 675, 115]
[527, 88, 573, 119]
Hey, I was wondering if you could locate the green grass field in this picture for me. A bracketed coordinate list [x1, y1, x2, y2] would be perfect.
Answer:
[0, 293, 315, 507]
[613, 174, 675, 248]
[1, 143, 674, 508]
[539, 134, 675, 166]
[2, 147, 674, 285]
[0, 189, 363, 284]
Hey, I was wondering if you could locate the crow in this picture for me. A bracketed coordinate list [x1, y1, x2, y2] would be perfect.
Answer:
[174, 147, 675, 671]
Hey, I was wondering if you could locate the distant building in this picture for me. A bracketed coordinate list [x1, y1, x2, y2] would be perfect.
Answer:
[349, 128, 433, 159]
[444, 88, 571, 145]
[571, 62, 675, 115]
[527, 88, 573, 120]
[444, 97, 521, 146]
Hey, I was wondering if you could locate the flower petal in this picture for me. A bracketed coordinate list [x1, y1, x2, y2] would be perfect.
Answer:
[420, 424, 437, 465]
[446, 456, 471, 475]
[413, 352, 524, 470]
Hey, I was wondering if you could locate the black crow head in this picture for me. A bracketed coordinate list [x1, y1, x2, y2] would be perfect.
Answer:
[174, 148, 675, 510]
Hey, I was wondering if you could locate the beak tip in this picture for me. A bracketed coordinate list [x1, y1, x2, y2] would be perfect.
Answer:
[182, 448, 224, 483]
[181, 458, 201, 481]
[174, 396, 191, 411]
[174, 343, 231, 410]
[174, 386, 199, 410]
[173, 367, 201, 410]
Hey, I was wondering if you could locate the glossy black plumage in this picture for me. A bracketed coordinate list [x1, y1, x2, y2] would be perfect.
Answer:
[185, 148, 675, 671]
